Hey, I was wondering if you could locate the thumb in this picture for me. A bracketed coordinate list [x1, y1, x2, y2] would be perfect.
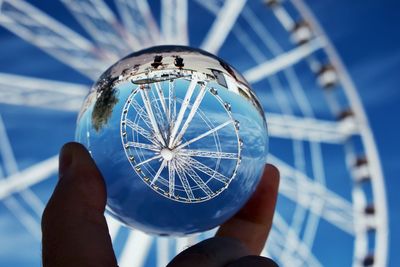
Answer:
[42, 142, 117, 267]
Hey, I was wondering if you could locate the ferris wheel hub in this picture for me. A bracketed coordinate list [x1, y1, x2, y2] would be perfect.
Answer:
[160, 147, 175, 161]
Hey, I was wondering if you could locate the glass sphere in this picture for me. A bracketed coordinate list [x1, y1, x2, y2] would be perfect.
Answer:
[75, 46, 268, 235]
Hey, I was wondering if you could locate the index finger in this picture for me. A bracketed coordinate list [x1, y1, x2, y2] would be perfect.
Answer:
[215, 164, 280, 255]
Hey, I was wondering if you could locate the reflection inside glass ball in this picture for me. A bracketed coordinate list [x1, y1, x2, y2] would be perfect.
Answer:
[75, 46, 268, 235]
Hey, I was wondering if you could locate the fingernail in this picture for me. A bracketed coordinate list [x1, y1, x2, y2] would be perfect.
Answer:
[59, 143, 75, 178]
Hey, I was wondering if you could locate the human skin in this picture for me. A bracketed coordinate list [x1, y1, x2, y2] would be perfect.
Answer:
[41, 142, 280, 267]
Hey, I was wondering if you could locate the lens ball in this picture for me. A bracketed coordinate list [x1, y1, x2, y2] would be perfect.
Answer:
[75, 46, 268, 235]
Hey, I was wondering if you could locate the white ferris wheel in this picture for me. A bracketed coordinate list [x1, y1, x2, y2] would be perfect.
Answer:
[119, 73, 242, 203]
[0, 0, 388, 266]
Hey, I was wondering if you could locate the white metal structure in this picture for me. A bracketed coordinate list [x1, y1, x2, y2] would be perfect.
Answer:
[0, 0, 388, 266]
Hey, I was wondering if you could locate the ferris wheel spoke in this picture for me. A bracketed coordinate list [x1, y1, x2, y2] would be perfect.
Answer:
[200, 0, 247, 54]
[269, 154, 354, 234]
[301, 141, 326, 250]
[184, 157, 229, 185]
[241, 7, 282, 55]
[244, 37, 325, 84]
[61, 0, 138, 58]
[177, 149, 238, 160]
[177, 159, 214, 197]
[0, 155, 58, 200]
[193, 0, 219, 14]
[0, 73, 87, 97]
[172, 82, 208, 147]
[140, 88, 166, 146]
[1, 196, 41, 240]
[197, 1, 270, 70]
[176, 120, 232, 150]
[267, 113, 358, 144]
[161, 0, 189, 45]
[172, 83, 178, 127]
[156, 237, 171, 267]
[154, 82, 168, 116]
[0, 116, 45, 218]
[0, 115, 44, 237]
[150, 159, 167, 186]
[134, 154, 162, 169]
[168, 78, 198, 147]
[0, 0, 108, 79]
[105, 214, 121, 241]
[150, 88, 169, 140]
[168, 161, 175, 197]
[167, 80, 175, 123]
[125, 141, 159, 152]
[174, 161, 195, 200]
[115, 0, 161, 46]
[125, 119, 158, 145]
[266, 213, 323, 267]
[0, 73, 87, 111]
[239, 7, 317, 119]
[118, 231, 154, 267]
[130, 99, 152, 130]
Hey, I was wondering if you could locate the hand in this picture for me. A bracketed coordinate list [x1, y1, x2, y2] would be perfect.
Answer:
[42, 142, 280, 267]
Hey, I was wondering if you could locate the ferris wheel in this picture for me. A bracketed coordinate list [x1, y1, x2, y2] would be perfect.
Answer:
[119, 73, 242, 203]
[0, 0, 388, 266]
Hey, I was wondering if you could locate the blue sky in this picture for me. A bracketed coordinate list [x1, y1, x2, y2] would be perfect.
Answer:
[0, 0, 399, 266]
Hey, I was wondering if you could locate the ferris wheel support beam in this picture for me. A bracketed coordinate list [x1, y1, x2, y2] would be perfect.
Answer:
[243, 37, 325, 84]
[0, 118, 42, 239]
[118, 231, 153, 267]
[161, 0, 189, 45]
[0, 155, 58, 200]
[156, 238, 170, 267]
[201, 0, 247, 54]
[272, 4, 295, 32]
[269, 154, 354, 234]
[0, 73, 88, 111]
[61, 0, 139, 58]
[0, 185, 41, 239]
[0, 0, 108, 80]
[175, 235, 199, 255]
[291, 1, 389, 266]
[0, 117, 19, 177]
[115, 0, 161, 46]
[267, 213, 322, 267]
[266, 113, 358, 144]
[0, 116, 45, 217]
[105, 214, 121, 241]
